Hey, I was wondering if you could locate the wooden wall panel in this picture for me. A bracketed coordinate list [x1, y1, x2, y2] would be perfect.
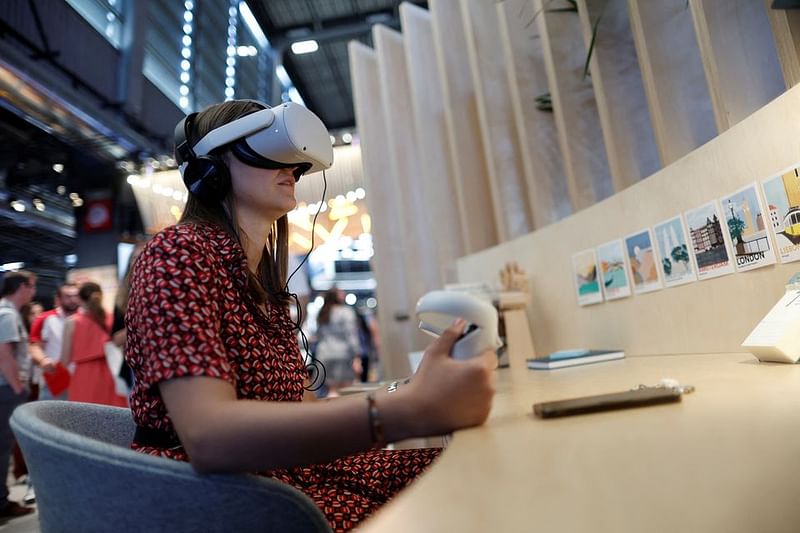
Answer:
[456, 83, 800, 359]
[349, 41, 413, 378]
[689, 0, 785, 132]
[399, 3, 466, 282]
[537, 0, 614, 210]
[497, 0, 572, 228]
[627, 0, 717, 166]
[429, 0, 498, 254]
[577, 0, 660, 192]
[460, 0, 533, 240]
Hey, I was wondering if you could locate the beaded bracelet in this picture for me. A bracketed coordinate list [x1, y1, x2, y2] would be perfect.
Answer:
[366, 392, 386, 449]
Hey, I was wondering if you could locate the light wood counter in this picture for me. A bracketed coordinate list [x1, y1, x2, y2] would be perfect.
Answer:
[362, 352, 800, 532]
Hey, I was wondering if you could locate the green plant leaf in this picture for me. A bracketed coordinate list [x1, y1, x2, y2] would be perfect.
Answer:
[582, 0, 609, 80]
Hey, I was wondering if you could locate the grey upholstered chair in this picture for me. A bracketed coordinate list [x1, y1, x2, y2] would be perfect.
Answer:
[10, 401, 331, 533]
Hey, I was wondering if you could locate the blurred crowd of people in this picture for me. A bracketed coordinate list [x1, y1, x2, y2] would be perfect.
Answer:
[0, 271, 131, 521]
[0, 261, 383, 522]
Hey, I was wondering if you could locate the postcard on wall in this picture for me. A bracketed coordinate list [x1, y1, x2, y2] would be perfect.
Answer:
[571, 248, 603, 306]
[718, 183, 776, 272]
[684, 201, 735, 281]
[653, 216, 697, 288]
[596, 239, 632, 301]
[624, 228, 663, 295]
[761, 164, 800, 263]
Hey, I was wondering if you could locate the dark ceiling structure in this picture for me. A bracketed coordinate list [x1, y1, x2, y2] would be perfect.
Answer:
[248, 0, 428, 130]
[0, 0, 428, 299]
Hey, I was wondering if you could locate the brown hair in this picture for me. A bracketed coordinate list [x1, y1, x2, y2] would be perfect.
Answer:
[0, 270, 36, 297]
[317, 288, 343, 327]
[78, 282, 106, 330]
[178, 100, 291, 308]
[114, 245, 143, 312]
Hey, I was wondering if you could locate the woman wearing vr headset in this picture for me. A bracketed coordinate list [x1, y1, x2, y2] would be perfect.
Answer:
[124, 100, 496, 531]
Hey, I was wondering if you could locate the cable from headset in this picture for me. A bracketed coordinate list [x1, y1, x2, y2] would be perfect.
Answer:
[283, 169, 328, 392]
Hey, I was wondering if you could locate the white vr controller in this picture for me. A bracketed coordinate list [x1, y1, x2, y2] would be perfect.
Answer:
[415, 290, 502, 360]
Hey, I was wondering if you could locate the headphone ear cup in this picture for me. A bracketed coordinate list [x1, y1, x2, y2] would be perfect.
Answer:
[183, 155, 231, 205]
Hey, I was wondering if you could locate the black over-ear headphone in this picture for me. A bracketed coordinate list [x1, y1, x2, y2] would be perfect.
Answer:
[174, 113, 232, 205]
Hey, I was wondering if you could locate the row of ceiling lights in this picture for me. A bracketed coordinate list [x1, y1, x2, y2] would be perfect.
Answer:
[9, 191, 83, 213]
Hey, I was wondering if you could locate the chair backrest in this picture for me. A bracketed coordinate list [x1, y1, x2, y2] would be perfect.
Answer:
[11, 401, 331, 533]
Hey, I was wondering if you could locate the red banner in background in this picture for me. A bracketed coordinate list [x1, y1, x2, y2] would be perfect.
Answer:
[83, 198, 113, 232]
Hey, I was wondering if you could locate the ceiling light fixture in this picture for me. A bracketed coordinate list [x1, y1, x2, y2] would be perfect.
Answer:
[236, 45, 258, 57]
[10, 200, 25, 212]
[291, 40, 319, 55]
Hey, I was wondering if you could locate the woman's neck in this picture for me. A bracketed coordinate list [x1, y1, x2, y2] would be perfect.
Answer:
[235, 208, 275, 274]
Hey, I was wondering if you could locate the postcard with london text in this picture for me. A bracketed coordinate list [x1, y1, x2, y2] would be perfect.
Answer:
[718, 183, 776, 272]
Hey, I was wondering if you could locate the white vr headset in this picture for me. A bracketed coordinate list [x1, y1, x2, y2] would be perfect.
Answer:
[175, 101, 334, 179]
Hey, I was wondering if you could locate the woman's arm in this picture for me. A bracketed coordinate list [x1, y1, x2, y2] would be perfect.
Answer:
[60, 318, 75, 366]
[160, 320, 495, 473]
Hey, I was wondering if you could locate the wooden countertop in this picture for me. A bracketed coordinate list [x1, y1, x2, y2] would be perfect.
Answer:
[361, 352, 800, 533]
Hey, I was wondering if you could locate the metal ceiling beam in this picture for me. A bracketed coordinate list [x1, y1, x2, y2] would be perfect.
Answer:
[268, 2, 429, 52]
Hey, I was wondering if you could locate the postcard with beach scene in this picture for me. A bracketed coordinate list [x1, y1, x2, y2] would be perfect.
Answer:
[761, 164, 800, 263]
[719, 183, 776, 272]
[596, 239, 632, 300]
[572, 248, 603, 306]
[684, 201, 734, 280]
[624, 229, 662, 294]
[653, 215, 697, 288]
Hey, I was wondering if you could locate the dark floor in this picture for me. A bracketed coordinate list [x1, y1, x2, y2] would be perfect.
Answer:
[0, 475, 39, 532]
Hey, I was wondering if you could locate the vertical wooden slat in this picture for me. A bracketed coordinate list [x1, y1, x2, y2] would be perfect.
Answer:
[497, 0, 572, 228]
[537, 0, 614, 210]
[627, 0, 717, 165]
[373, 24, 444, 348]
[429, 0, 498, 254]
[576, 0, 660, 191]
[399, 3, 466, 282]
[766, 0, 800, 88]
[459, 0, 533, 241]
[689, 0, 785, 131]
[349, 41, 413, 378]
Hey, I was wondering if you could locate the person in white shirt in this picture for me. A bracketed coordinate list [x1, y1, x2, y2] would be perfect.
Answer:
[313, 288, 363, 395]
[0, 271, 36, 519]
[29, 283, 80, 401]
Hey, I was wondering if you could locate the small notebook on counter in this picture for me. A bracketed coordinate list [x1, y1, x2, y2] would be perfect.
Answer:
[527, 349, 625, 370]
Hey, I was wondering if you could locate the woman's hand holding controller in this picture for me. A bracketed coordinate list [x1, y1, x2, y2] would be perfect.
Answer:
[402, 319, 497, 437]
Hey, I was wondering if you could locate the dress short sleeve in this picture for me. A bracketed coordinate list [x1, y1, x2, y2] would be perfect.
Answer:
[126, 226, 235, 391]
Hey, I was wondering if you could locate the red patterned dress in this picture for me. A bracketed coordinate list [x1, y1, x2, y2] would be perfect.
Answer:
[125, 223, 440, 531]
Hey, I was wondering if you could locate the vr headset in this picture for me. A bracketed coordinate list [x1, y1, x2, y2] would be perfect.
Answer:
[175, 101, 334, 185]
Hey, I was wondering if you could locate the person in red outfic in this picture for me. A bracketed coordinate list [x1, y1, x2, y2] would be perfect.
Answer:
[124, 99, 496, 532]
[61, 282, 127, 407]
